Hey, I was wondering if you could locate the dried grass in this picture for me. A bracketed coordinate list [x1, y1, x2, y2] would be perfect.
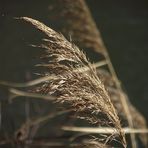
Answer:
[98, 69, 148, 145]
[48, 0, 105, 54]
[47, 0, 147, 147]
[0, 1, 147, 147]
[18, 17, 126, 147]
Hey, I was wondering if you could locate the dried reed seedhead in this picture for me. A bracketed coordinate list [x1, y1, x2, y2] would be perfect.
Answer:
[98, 69, 148, 146]
[20, 17, 126, 147]
[48, 0, 106, 55]
[48, 0, 147, 146]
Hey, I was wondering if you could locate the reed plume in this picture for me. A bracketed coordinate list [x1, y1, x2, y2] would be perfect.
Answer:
[48, 0, 147, 147]
[0, 1, 147, 147]
[98, 69, 147, 145]
[48, 0, 105, 55]
[19, 17, 126, 147]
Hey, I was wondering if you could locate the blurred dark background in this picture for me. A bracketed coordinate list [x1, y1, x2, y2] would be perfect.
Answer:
[0, 0, 148, 124]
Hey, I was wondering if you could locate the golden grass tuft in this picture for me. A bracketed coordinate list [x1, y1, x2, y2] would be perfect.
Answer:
[19, 17, 126, 147]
